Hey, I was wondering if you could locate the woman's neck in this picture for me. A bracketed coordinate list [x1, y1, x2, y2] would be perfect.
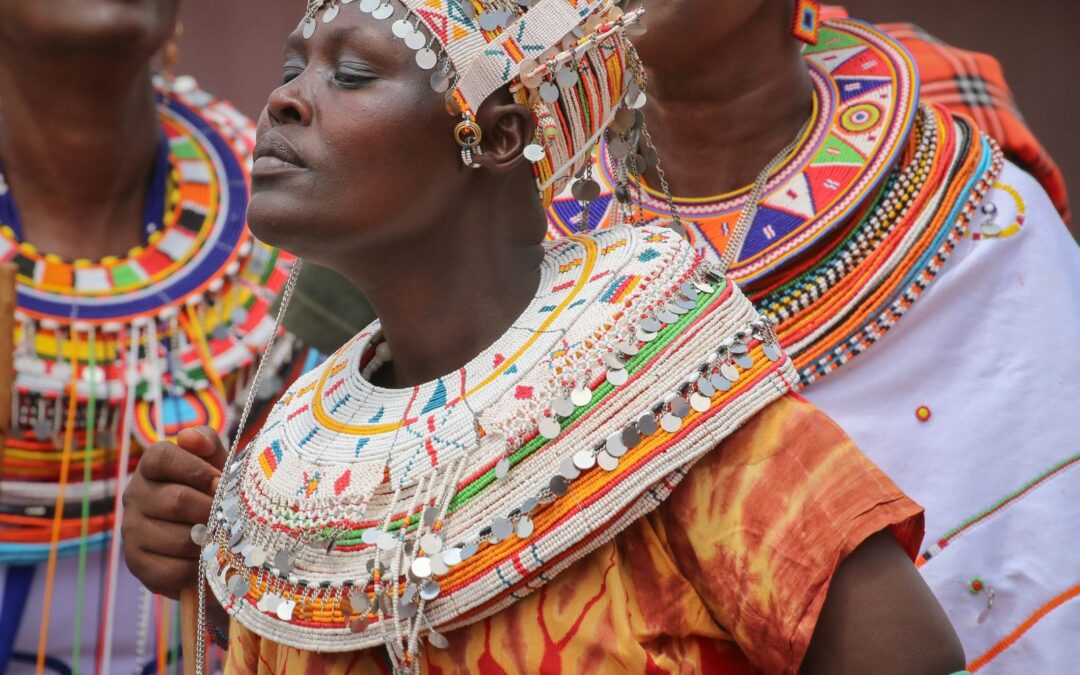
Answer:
[640, 5, 814, 198]
[0, 57, 160, 260]
[333, 175, 547, 390]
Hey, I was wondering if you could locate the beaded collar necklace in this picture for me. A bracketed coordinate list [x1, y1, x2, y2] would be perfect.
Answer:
[204, 226, 796, 672]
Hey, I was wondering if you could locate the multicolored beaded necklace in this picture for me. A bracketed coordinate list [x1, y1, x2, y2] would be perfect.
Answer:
[0, 78, 297, 673]
[205, 225, 795, 672]
[548, 19, 1004, 385]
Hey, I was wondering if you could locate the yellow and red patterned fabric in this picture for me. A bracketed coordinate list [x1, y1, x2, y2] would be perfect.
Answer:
[224, 394, 923, 675]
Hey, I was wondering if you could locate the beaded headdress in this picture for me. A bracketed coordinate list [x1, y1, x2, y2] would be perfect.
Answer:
[300, 0, 646, 206]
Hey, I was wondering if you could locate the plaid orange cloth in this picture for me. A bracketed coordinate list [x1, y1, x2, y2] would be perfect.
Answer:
[825, 6, 1070, 223]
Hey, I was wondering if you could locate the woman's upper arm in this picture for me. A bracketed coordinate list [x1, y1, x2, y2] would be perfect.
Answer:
[801, 531, 965, 675]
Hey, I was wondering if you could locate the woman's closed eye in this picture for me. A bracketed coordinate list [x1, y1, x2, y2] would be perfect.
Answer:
[333, 62, 376, 88]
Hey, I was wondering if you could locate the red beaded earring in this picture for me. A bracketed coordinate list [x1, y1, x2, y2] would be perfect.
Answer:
[791, 0, 821, 45]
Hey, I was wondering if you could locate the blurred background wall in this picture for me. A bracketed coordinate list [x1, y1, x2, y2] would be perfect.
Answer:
[177, 1, 1077, 221]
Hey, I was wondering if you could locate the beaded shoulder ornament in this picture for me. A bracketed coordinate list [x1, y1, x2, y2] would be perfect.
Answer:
[204, 226, 796, 669]
[0, 77, 296, 565]
[194, 1, 794, 673]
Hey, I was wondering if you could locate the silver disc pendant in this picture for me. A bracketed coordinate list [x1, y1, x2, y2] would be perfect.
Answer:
[640, 317, 662, 333]
[636, 328, 657, 343]
[621, 424, 640, 449]
[670, 397, 691, 418]
[690, 392, 711, 413]
[523, 143, 546, 163]
[404, 30, 426, 50]
[539, 81, 560, 103]
[604, 351, 625, 370]
[710, 373, 732, 392]
[478, 11, 500, 31]
[570, 386, 592, 407]
[392, 18, 412, 37]
[398, 599, 418, 618]
[494, 457, 511, 479]
[416, 47, 438, 70]
[597, 451, 619, 472]
[606, 367, 628, 386]
[694, 281, 715, 295]
[606, 433, 628, 458]
[323, 4, 340, 21]
[637, 412, 658, 436]
[555, 67, 579, 88]
[516, 516, 535, 539]
[377, 531, 398, 551]
[617, 341, 639, 357]
[720, 363, 740, 382]
[656, 309, 678, 325]
[549, 475, 571, 496]
[660, 413, 682, 433]
[520, 496, 539, 514]
[349, 589, 370, 614]
[360, 0, 379, 10]
[429, 554, 449, 576]
[560, 457, 581, 480]
[430, 68, 452, 93]
[361, 528, 381, 545]
[190, 523, 210, 546]
[429, 630, 450, 649]
[538, 415, 561, 440]
[667, 302, 688, 316]
[276, 599, 296, 621]
[372, 3, 394, 20]
[734, 354, 754, 369]
[302, 18, 317, 39]
[420, 580, 441, 601]
[552, 396, 575, 418]
[573, 449, 597, 471]
[696, 376, 716, 397]
[411, 557, 432, 579]
[421, 533, 443, 555]
[423, 506, 439, 527]
[442, 547, 463, 567]
[491, 517, 513, 542]
[764, 342, 782, 362]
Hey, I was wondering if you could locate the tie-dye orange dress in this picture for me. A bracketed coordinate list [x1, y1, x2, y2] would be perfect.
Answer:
[225, 394, 923, 675]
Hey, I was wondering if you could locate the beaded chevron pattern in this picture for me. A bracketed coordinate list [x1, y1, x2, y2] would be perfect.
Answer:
[0, 79, 296, 561]
[547, 20, 1003, 386]
[205, 226, 795, 662]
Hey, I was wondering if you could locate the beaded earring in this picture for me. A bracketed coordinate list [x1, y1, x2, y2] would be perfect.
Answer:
[454, 115, 483, 169]
[791, 0, 821, 45]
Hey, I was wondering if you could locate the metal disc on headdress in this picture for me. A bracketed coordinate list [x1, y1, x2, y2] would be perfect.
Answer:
[372, 3, 394, 20]
[416, 48, 438, 70]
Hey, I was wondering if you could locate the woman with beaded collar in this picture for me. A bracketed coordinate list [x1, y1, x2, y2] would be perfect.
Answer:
[0, 2, 308, 673]
[547, 2, 1080, 672]
[123, 1, 967, 673]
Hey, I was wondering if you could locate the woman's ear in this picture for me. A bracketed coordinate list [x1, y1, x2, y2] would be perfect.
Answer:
[473, 97, 536, 173]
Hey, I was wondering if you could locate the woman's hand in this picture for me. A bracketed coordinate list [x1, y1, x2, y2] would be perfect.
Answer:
[121, 426, 228, 600]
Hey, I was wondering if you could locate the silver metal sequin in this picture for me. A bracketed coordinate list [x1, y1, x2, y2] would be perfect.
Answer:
[597, 451, 619, 472]
[538, 415, 561, 440]
[573, 450, 597, 471]
[660, 413, 682, 433]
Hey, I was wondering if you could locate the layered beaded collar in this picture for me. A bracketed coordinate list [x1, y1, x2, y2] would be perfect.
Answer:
[206, 226, 796, 667]
[550, 19, 920, 282]
[547, 19, 1002, 386]
[0, 78, 295, 551]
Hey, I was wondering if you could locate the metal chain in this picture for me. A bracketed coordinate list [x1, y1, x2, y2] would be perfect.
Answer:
[717, 117, 812, 273]
[194, 258, 305, 675]
[638, 124, 683, 230]
[641, 113, 812, 274]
